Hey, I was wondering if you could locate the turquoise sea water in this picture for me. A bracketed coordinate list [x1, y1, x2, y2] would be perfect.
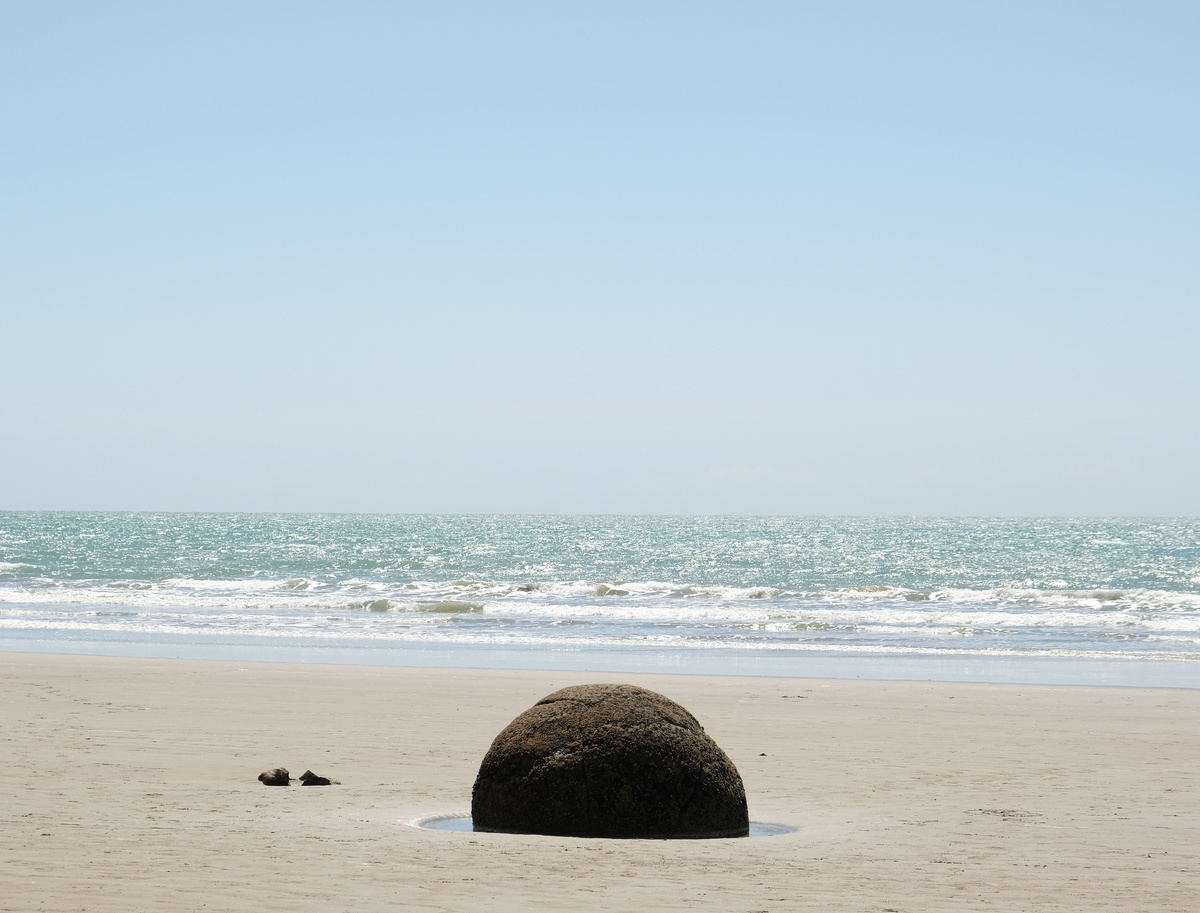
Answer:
[2, 513, 1198, 686]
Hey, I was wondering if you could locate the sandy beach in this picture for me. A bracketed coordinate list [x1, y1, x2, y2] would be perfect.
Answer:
[2, 652, 1198, 912]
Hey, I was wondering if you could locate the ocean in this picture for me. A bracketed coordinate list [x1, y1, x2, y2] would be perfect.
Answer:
[2, 513, 1198, 687]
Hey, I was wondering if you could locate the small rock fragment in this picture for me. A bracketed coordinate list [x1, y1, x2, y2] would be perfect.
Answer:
[299, 769, 335, 786]
[258, 767, 290, 786]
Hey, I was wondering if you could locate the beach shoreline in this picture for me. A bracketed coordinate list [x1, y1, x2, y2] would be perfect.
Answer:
[6, 634, 1200, 690]
[3, 651, 1198, 911]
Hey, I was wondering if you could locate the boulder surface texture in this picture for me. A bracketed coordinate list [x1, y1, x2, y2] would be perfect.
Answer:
[471, 683, 749, 838]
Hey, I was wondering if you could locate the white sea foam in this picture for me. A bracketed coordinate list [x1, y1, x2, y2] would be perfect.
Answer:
[3, 613, 1198, 663]
[4, 578, 1197, 622]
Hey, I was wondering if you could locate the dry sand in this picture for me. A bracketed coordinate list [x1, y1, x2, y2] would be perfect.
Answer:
[2, 652, 1198, 912]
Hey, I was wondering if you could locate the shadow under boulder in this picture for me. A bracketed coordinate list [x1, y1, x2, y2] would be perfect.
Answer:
[471, 683, 749, 839]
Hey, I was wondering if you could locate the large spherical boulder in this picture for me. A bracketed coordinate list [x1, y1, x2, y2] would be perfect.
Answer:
[471, 683, 749, 838]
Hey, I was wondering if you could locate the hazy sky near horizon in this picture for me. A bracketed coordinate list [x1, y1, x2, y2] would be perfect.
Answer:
[2, 2, 1197, 515]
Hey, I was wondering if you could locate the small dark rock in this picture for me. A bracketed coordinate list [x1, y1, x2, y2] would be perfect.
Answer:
[258, 767, 290, 786]
[299, 769, 334, 786]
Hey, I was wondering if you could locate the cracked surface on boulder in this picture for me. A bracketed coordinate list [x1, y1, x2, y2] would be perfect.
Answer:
[471, 684, 749, 838]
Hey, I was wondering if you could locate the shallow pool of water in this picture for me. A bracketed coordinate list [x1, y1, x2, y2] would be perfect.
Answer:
[413, 815, 793, 838]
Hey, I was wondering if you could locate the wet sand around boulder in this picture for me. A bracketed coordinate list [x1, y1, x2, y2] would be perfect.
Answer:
[2, 652, 1199, 912]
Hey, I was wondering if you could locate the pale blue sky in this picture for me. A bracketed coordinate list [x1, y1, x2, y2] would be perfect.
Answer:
[2, 2, 1197, 514]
